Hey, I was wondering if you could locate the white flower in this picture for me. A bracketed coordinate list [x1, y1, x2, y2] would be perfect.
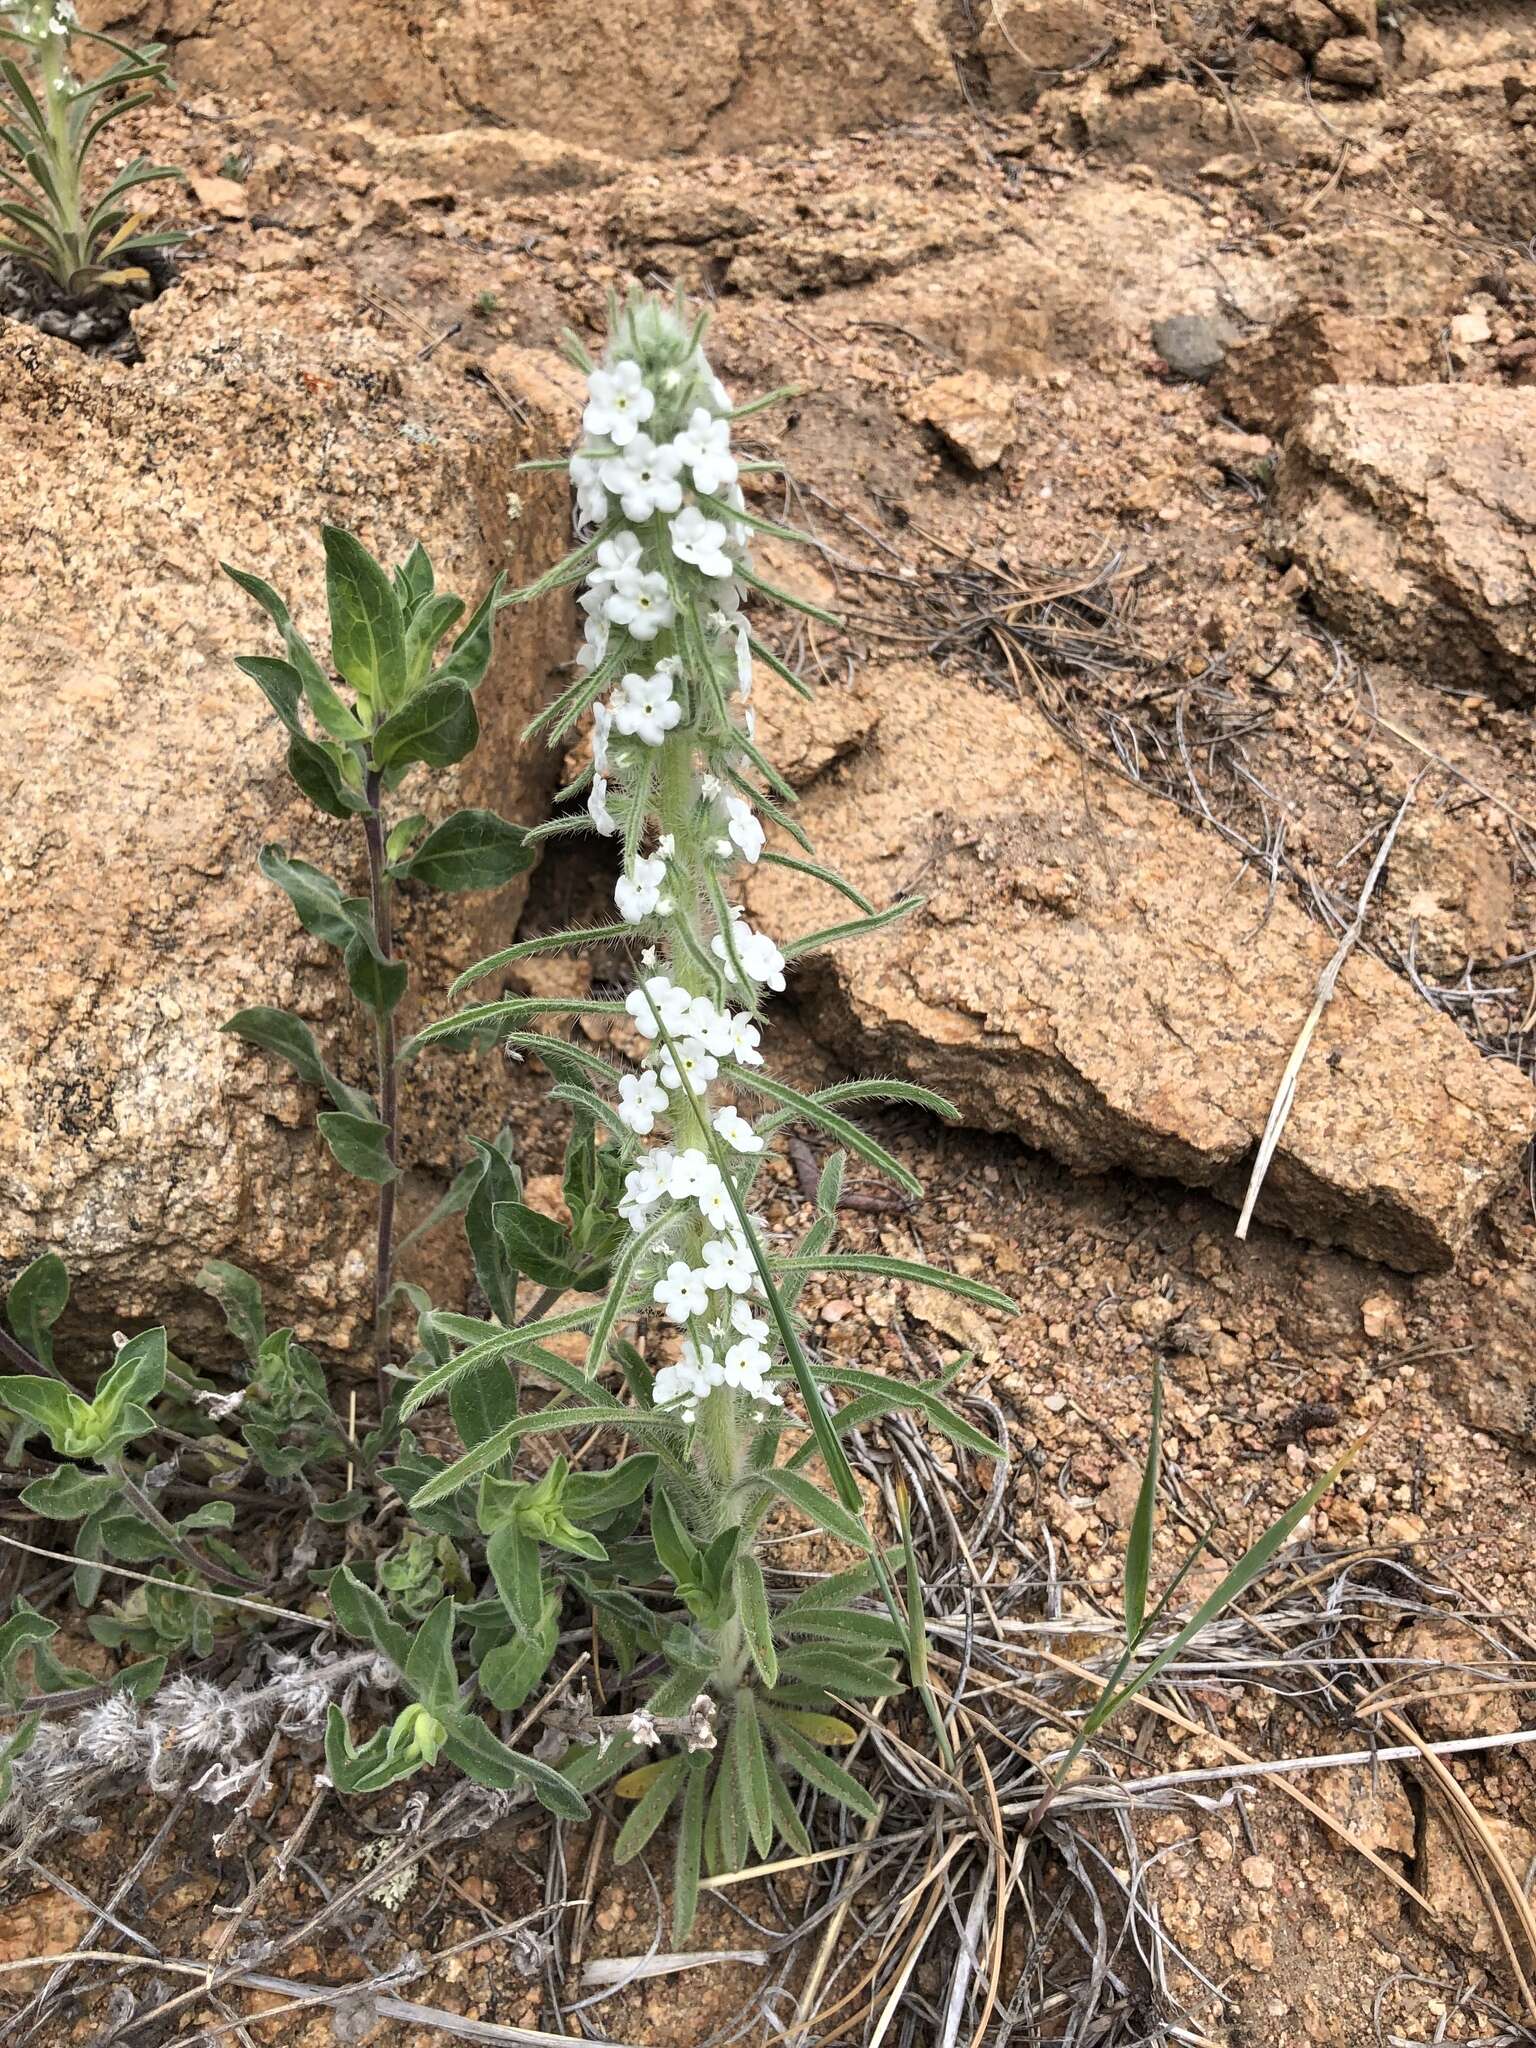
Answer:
[626, 975, 693, 1039]
[697, 1178, 736, 1233]
[669, 506, 735, 580]
[588, 775, 618, 837]
[723, 1337, 772, 1391]
[686, 995, 734, 1058]
[618, 1070, 669, 1135]
[613, 668, 682, 747]
[601, 435, 684, 520]
[624, 1154, 670, 1209]
[712, 913, 786, 992]
[729, 1299, 769, 1343]
[732, 623, 753, 700]
[700, 772, 722, 798]
[653, 1260, 710, 1323]
[615, 854, 671, 923]
[700, 1237, 754, 1294]
[570, 450, 608, 528]
[604, 569, 675, 642]
[584, 360, 655, 447]
[672, 407, 739, 495]
[589, 530, 644, 587]
[576, 598, 610, 675]
[666, 1149, 722, 1201]
[708, 372, 733, 413]
[656, 1037, 719, 1094]
[723, 1011, 763, 1066]
[591, 698, 612, 772]
[713, 1104, 763, 1153]
[724, 794, 764, 863]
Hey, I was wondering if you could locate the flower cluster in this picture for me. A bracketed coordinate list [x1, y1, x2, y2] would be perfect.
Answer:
[560, 300, 798, 1425]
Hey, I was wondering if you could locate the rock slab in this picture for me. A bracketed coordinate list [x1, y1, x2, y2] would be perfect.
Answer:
[746, 663, 1536, 1270]
[1271, 384, 1536, 701]
[0, 286, 568, 1347]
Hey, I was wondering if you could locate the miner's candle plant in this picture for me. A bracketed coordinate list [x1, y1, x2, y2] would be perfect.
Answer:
[398, 290, 1013, 1932]
[0, 1, 184, 295]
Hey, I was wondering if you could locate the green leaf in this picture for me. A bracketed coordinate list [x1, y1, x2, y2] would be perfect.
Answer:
[771, 1253, 1014, 1317]
[583, 1208, 679, 1379]
[343, 931, 408, 1017]
[1124, 1362, 1163, 1644]
[563, 1455, 657, 1521]
[233, 654, 303, 735]
[2, 1376, 101, 1458]
[776, 1647, 902, 1698]
[386, 813, 429, 862]
[405, 592, 467, 687]
[193, 1259, 267, 1363]
[328, 1564, 412, 1670]
[221, 1007, 372, 1120]
[814, 1366, 1000, 1460]
[485, 1521, 542, 1620]
[435, 575, 505, 691]
[19, 1466, 118, 1519]
[256, 845, 353, 947]
[7, 1253, 68, 1372]
[613, 1752, 689, 1864]
[449, 1357, 521, 1458]
[491, 1202, 582, 1291]
[286, 733, 371, 818]
[95, 1327, 167, 1419]
[732, 1691, 774, 1860]
[762, 1709, 879, 1820]
[650, 1488, 701, 1590]
[395, 542, 436, 612]
[322, 525, 407, 714]
[1082, 1440, 1358, 1744]
[478, 1601, 557, 1709]
[464, 1138, 522, 1326]
[734, 1552, 778, 1689]
[723, 1066, 921, 1201]
[673, 1756, 710, 1944]
[403, 1597, 460, 1711]
[222, 562, 336, 712]
[740, 1469, 873, 1557]
[449, 922, 633, 1000]
[393, 809, 534, 893]
[316, 1111, 399, 1184]
[372, 681, 478, 773]
[439, 1711, 589, 1821]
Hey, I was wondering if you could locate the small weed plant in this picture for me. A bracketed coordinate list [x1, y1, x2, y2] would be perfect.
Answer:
[0, 0, 182, 296]
[0, 291, 1344, 1943]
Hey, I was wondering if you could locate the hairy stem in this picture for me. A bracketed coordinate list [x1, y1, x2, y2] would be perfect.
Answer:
[363, 770, 399, 1410]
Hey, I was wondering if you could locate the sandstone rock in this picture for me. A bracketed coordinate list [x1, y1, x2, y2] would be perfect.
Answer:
[1389, 1620, 1522, 1742]
[1271, 386, 1536, 702]
[745, 664, 1536, 1269]
[1213, 303, 1441, 434]
[1314, 34, 1383, 88]
[903, 372, 1017, 470]
[976, 0, 1113, 102]
[1257, 0, 1345, 58]
[1418, 1809, 1536, 1960]
[1380, 806, 1513, 979]
[1308, 1756, 1416, 1859]
[83, 0, 959, 156]
[0, 286, 569, 1351]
